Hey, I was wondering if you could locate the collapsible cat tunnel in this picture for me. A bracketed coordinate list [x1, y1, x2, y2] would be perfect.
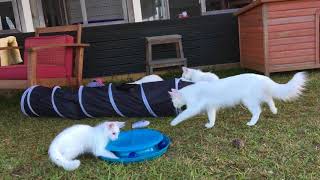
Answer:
[20, 79, 192, 119]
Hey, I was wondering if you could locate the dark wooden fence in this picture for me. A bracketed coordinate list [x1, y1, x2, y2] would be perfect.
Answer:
[0, 13, 239, 78]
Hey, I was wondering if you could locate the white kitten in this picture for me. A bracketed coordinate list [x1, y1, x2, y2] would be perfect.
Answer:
[129, 74, 163, 84]
[169, 72, 307, 128]
[48, 121, 125, 171]
[181, 67, 219, 82]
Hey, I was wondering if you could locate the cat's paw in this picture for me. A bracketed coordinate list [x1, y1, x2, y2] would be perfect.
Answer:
[73, 160, 81, 168]
[64, 160, 81, 171]
[205, 123, 214, 128]
[170, 120, 179, 126]
[246, 121, 256, 126]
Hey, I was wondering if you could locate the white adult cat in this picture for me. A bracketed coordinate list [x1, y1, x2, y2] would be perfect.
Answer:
[181, 67, 219, 82]
[48, 121, 125, 171]
[169, 72, 307, 128]
[129, 74, 163, 84]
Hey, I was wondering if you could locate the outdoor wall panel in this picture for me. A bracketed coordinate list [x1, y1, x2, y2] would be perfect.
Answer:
[0, 13, 239, 78]
[83, 13, 239, 77]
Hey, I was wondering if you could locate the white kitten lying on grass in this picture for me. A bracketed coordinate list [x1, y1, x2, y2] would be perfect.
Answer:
[181, 67, 219, 82]
[169, 72, 307, 128]
[49, 121, 125, 171]
[129, 74, 163, 84]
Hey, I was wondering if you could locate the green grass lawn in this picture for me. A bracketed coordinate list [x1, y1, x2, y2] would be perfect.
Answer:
[0, 68, 319, 179]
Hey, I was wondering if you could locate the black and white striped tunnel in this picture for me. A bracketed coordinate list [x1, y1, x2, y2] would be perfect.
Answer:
[20, 79, 193, 119]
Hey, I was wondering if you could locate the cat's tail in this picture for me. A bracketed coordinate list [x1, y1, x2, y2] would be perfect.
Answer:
[49, 146, 81, 171]
[270, 72, 307, 101]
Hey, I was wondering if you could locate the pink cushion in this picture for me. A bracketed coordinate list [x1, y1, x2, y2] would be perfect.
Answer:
[23, 35, 74, 78]
[0, 64, 67, 80]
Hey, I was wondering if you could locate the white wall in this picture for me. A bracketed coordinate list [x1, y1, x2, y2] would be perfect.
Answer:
[132, 0, 142, 22]
[18, 0, 34, 32]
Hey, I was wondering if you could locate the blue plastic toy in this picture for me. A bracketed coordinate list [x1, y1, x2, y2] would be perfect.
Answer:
[100, 129, 170, 164]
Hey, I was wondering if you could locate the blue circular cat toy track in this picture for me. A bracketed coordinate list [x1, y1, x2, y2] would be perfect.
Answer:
[100, 129, 171, 164]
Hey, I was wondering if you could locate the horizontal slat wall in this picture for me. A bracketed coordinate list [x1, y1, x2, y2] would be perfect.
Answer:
[267, 0, 318, 66]
[82, 13, 239, 77]
[0, 13, 239, 78]
[239, 6, 265, 70]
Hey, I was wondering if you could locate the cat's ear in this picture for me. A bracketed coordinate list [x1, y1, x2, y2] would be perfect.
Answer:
[182, 66, 188, 73]
[168, 90, 175, 97]
[171, 88, 179, 93]
[116, 121, 125, 128]
[169, 89, 181, 98]
[107, 122, 115, 130]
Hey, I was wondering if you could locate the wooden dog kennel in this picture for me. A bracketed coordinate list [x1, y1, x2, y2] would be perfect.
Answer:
[235, 0, 320, 75]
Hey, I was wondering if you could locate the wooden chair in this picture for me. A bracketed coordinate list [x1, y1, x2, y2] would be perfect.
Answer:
[0, 24, 89, 89]
[145, 34, 187, 75]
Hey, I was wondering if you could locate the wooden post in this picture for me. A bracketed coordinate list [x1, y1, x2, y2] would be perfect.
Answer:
[175, 42, 181, 58]
[146, 42, 152, 75]
[76, 24, 82, 43]
[27, 50, 37, 86]
[315, 9, 320, 66]
[178, 40, 184, 58]
[262, 4, 270, 76]
[75, 47, 84, 87]
[238, 16, 243, 68]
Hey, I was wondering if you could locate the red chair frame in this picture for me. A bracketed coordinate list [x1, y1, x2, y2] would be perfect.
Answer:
[0, 24, 89, 89]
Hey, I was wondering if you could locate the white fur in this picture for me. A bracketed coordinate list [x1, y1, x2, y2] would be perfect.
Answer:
[181, 67, 219, 82]
[129, 74, 163, 84]
[169, 72, 307, 128]
[48, 121, 125, 171]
